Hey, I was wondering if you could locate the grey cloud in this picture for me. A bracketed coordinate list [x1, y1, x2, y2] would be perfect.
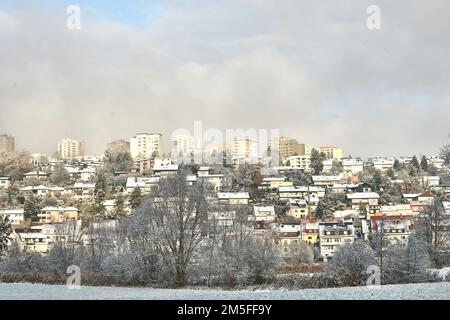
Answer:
[0, 0, 449, 157]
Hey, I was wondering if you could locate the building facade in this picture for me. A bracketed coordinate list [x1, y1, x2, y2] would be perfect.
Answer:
[319, 146, 344, 160]
[0, 134, 15, 154]
[58, 138, 85, 159]
[130, 133, 162, 160]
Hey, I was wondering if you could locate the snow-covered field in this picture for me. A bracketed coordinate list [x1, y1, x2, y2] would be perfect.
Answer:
[0, 282, 449, 300]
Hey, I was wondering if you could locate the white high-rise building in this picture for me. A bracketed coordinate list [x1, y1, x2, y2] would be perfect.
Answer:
[130, 133, 162, 160]
[58, 139, 84, 159]
[233, 138, 258, 158]
[171, 134, 195, 158]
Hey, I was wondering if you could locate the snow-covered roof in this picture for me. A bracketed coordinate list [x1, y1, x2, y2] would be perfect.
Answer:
[73, 182, 95, 188]
[126, 176, 159, 188]
[279, 186, 324, 192]
[347, 192, 380, 199]
[153, 164, 179, 171]
[18, 233, 46, 239]
[217, 192, 249, 199]
[19, 185, 64, 192]
[209, 211, 236, 220]
[0, 209, 24, 215]
[289, 198, 307, 206]
[24, 171, 49, 176]
[262, 177, 286, 182]
[403, 193, 422, 198]
[41, 207, 79, 212]
[312, 175, 341, 181]
[253, 205, 275, 215]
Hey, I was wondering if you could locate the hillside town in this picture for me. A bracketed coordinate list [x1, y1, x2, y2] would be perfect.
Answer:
[1, 132, 450, 287]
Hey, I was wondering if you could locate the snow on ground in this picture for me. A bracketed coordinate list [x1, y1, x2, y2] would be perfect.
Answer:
[0, 282, 449, 300]
[430, 267, 450, 279]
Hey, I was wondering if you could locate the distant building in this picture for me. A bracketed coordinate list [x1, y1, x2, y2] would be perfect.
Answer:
[39, 207, 79, 223]
[217, 192, 249, 205]
[23, 171, 50, 181]
[0, 176, 11, 189]
[371, 158, 395, 172]
[0, 209, 24, 225]
[171, 134, 199, 159]
[0, 134, 15, 154]
[233, 138, 258, 159]
[319, 146, 344, 160]
[130, 133, 162, 160]
[284, 155, 311, 171]
[107, 139, 130, 156]
[342, 158, 364, 175]
[268, 137, 311, 160]
[58, 138, 85, 159]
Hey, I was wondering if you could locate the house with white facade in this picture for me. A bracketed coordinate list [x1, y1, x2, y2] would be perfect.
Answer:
[0, 209, 24, 225]
[217, 192, 249, 205]
[0, 176, 11, 189]
[342, 158, 364, 175]
[319, 220, 355, 258]
[346, 192, 380, 209]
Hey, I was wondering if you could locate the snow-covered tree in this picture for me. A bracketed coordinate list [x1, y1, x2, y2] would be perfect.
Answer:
[310, 149, 324, 175]
[0, 215, 12, 260]
[129, 186, 144, 211]
[285, 241, 314, 266]
[24, 194, 41, 223]
[127, 171, 208, 286]
[326, 242, 376, 286]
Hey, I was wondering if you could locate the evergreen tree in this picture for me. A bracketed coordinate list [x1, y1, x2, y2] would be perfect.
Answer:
[393, 159, 401, 171]
[420, 155, 429, 172]
[315, 199, 326, 218]
[0, 215, 12, 260]
[24, 194, 41, 222]
[372, 170, 384, 192]
[129, 187, 144, 210]
[410, 156, 420, 170]
[112, 194, 127, 219]
[310, 148, 324, 175]
[92, 173, 107, 218]
[330, 159, 343, 175]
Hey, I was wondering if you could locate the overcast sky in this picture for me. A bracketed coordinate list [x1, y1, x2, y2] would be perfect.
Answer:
[0, 0, 449, 158]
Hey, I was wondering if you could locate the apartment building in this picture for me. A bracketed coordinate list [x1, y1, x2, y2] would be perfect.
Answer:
[233, 138, 258, 158]
[130, 133, 162, 160]
[285, 155, 311, 171]
[319, 146, 344, 160]
[38, 207, 79, 223]
[0, 134, 15, 154]
[171, 134, 199, 159]
[319, 220, 355, 258]
[58, 138, 85, 159]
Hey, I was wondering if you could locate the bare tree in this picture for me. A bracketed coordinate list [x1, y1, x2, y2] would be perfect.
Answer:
[129, 171, 208, 286]
[47, 221, 83, 273]
[285, 241, 314, 266]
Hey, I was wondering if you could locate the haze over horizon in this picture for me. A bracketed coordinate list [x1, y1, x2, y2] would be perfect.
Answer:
[1, 0, 449, 158]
